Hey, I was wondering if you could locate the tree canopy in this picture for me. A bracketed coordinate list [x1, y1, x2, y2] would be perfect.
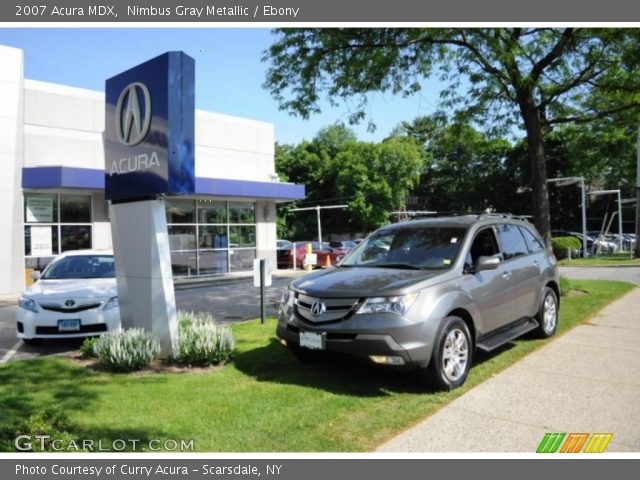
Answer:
[264, 28, 640, 244]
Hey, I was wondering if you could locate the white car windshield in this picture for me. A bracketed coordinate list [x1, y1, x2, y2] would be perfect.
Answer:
[41, 255, 115, 279]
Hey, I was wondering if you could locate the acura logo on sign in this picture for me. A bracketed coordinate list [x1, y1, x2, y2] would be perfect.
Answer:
[64, 299, 76, 308]
[310, 301, 326, 316]
[115, 82, 152, 146]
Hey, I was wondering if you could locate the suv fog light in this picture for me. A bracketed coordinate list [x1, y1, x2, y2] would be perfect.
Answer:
[280, 339, 288, 347]
[369, 355, 405, 366]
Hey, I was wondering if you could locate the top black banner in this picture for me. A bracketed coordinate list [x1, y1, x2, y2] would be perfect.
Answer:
[3, 0, 640, 22]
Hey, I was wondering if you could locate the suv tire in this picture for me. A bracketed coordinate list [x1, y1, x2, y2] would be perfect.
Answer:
[425, 316, 473, 390]
[536, 287, 558, 338]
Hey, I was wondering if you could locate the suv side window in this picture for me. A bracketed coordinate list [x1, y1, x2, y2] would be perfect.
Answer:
[496, 223, 528, 260]
[466, 227, 500, 268]
[519, 226, 544, 253]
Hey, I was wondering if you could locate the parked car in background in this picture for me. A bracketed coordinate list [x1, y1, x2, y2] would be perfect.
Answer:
[277, 240, 294, 268]
[16, 250, 120, 344]
[587, 231, 619, 254]
[328, 240, 358, 258]
[285, 241, 341, 269]
[278, 214, 560, 390]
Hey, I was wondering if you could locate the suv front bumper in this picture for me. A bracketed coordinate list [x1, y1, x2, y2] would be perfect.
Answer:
[276, 308, 434, 367]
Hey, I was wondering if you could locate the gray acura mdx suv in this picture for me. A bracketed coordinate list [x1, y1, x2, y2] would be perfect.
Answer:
[277, 214, 559, 390]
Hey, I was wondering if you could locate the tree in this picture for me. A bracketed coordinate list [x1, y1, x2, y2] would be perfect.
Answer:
[391, 116, 522, 214]
[264, 28, 640, 245]
[275, 125, 423, 238]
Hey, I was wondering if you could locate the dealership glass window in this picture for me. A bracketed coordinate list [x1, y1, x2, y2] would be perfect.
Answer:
[229, 202, 255, 224]
[229, 248, 256, 272]
[61, 225, 92, 252]
[168, 225, 197, 251]
[197, 200, 227, 224]
[230, 226, 256, 248]
[24, 193, 58, 223]
[198, 250, 229, 275]
[166, 199, 195, 224]
[166, 199, 256, 277]
[199, 225, 228, 249]
[23, 193, 92, 272]
[24, 225, 59, 256]
[60, 195, 91, 223]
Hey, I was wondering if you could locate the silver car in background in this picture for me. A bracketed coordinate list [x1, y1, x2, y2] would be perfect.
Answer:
[277, 214, 559, 390]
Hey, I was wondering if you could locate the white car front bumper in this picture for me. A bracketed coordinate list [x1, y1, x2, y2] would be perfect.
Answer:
[16, 305, 121, 339]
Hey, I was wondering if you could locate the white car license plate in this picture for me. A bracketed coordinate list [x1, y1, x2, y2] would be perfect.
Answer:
[58, 319, 81, 332]
[300, 331, 325, 350]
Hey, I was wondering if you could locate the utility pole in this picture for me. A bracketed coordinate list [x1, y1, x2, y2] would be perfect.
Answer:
[289, 205, 348, 244]
[635, 126, 640, 257]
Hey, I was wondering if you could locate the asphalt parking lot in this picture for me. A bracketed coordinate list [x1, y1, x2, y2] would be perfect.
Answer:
[0, 276, 294, 364]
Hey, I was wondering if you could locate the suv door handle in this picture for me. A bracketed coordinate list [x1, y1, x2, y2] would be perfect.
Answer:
[533, 260, 540, 267]
[501, 271, 512, 279]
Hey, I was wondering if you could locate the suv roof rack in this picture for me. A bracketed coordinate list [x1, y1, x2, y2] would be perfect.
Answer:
[391, 210, 533, 222]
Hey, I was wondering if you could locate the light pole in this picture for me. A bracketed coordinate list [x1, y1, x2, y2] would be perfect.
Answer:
[289, 205, 349, 244]
[589, 189, 624, 252]
[547, 176, 587, 257]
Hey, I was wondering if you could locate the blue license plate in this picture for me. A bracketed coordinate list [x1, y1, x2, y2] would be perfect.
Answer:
[58, 319, 81, 332]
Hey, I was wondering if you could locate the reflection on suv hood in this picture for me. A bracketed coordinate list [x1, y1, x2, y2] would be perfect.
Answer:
[25, 278, 117, 300]
[291, 267, 445, 297]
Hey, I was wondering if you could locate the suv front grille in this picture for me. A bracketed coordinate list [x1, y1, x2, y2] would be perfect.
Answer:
[294, 293, 360, 324]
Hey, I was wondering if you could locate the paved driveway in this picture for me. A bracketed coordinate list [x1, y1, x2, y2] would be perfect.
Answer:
[559, 266, 640, 285]
[0, 277, 293, 364]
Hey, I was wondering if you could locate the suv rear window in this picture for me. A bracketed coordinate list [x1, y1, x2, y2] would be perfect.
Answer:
[519, 226, 544, 253]
[496, 224, 528, 260]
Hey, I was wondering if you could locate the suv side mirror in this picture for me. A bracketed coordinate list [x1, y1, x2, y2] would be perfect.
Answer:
[30, 270, 41, 281]
[475, 255, 501, 271]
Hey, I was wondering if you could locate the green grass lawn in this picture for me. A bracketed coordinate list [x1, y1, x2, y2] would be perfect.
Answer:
[0, 279, 635, 452]
[559, 253, 640, 266]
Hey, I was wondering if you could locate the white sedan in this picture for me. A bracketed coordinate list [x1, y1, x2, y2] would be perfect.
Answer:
[16, 250, 120, 344]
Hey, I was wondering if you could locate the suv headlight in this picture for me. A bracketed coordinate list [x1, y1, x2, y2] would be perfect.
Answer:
[356, 293, 419, 316]
[103, 297, 119, 311]
[280, 288, 294, 308]
[18, 297, 38, 313]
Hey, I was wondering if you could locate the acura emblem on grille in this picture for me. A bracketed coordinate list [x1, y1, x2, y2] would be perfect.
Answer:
[64, 299, 76, 308]
[310, 301, 326, 316]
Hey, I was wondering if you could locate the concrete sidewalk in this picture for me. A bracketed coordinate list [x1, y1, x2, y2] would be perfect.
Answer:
[377, 287, 640, 453]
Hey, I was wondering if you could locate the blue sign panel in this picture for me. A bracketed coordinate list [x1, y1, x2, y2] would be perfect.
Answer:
[104, 51, 195, 202]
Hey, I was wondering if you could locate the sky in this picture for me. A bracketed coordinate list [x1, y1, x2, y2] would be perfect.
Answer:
[0, 28, 443, 144]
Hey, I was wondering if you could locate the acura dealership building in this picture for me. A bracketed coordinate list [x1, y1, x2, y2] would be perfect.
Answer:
[0, 45, 305, 295]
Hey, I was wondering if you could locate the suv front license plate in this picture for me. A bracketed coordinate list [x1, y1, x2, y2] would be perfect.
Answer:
[300, 331, 325, 350]
[58, 319, 81, 332]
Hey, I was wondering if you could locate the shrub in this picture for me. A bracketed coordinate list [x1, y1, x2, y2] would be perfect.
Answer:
[79, 337, 98, 359]
[172, 311, 235, 367]
[551, 236, 581, 260]
[93, 328, 160, 372]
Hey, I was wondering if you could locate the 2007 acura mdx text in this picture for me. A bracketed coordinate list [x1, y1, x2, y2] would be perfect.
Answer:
[277, 214, 559, 390]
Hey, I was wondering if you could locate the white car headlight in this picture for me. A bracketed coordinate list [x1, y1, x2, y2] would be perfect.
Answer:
[18, 297, 38, 313]
[103, 296, 119, 311]
[356, 293, 419, 316]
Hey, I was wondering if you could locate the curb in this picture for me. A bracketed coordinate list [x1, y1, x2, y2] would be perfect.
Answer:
[558, 264, 640, 268]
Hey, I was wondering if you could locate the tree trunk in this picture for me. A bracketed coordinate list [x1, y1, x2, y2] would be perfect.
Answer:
[519, 96, 552, 247]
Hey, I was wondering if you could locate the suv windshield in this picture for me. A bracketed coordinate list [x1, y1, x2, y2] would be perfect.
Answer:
[341, 226, 467, 270]
[41, 255, 116, 279]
